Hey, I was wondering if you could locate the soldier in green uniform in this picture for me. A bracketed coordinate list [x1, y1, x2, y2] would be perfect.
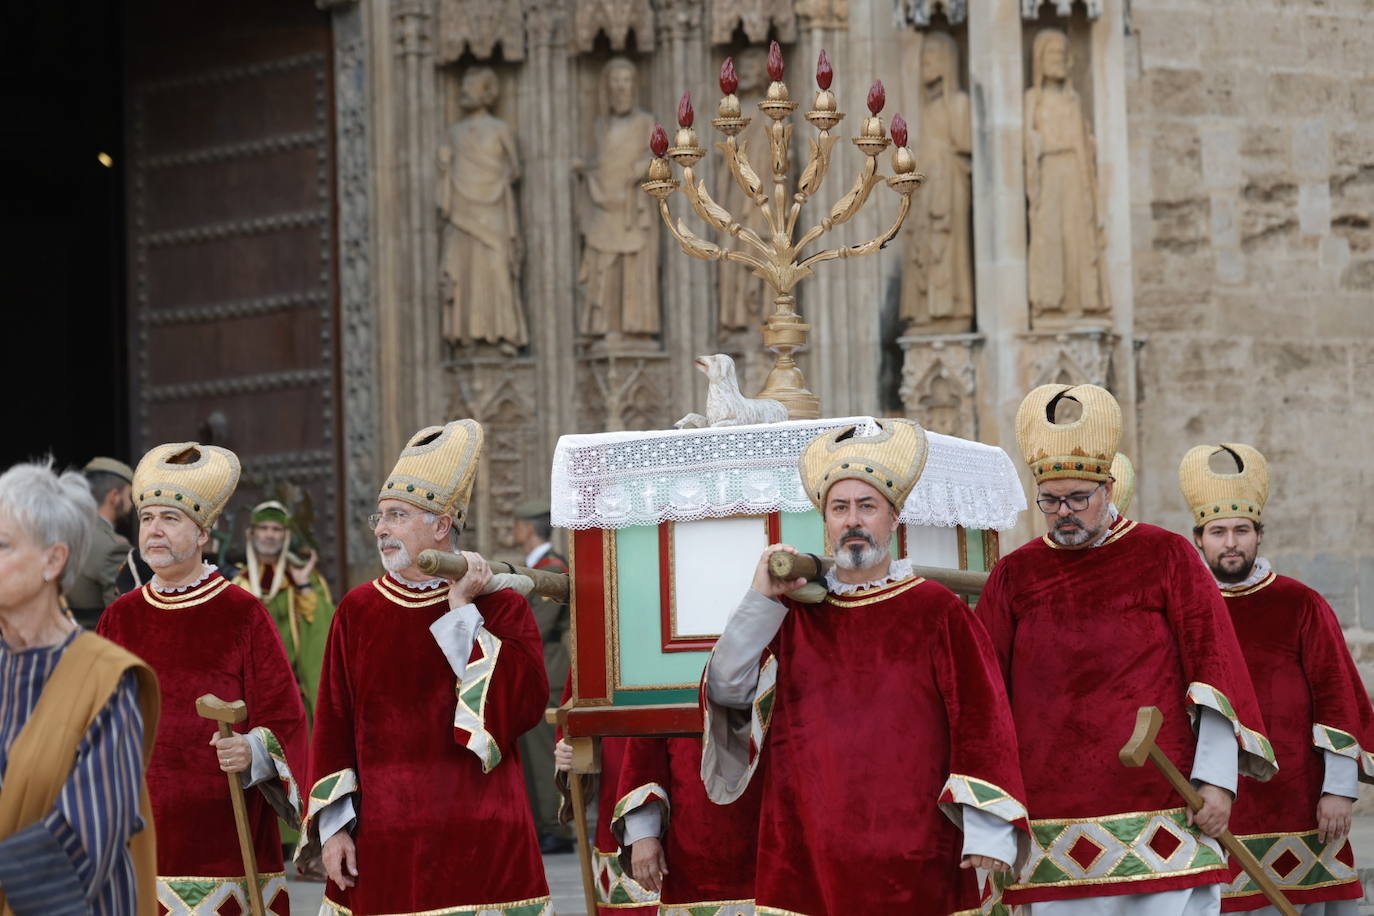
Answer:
[68, 457, 134, 627]
[231, 500, 336, 722]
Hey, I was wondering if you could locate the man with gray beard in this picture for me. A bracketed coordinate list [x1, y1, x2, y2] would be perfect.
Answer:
[975, 385, 1274, 916]
[296, 420, 553, 916]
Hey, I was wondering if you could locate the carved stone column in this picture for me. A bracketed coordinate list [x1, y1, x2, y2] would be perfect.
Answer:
[320, 0, 382, 579]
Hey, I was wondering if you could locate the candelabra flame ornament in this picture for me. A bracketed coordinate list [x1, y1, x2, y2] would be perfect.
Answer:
[641, 41, 926, 418]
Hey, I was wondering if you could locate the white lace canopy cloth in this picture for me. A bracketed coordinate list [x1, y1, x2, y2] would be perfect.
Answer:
[550, 417, 1026, 531]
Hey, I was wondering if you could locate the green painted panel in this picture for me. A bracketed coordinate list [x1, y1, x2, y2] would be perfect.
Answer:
[612, 687, 700, 706]
[965, 529, 987, 572]
[615, 526, 713, 688]
[779, 509, 825, 553]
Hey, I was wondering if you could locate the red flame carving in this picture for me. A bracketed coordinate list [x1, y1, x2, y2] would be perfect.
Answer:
[816, 49, 833, 90]
[720, 58, 738, 95]
[678, 92, 694, 128]
[867, 80, 886, 115]
[891, 113, 908, 148]
[650, 122, 669, 158]
[767, 40, 784, 82]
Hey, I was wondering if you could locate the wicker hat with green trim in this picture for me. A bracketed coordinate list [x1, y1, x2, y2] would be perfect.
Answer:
[379, 420, 484, 521]
[132, 442, 241, 529]
[1015, 384, 1122, 483]
[800, 418, 930, 512]
[249, 500, 291, 526]
[1178, 443, 1269, 526]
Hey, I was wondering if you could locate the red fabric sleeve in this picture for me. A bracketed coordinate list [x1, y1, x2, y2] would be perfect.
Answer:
[1300, 589, 1374, 772]
[973, 565, 1016, 687]
[615, 737, 673, 808]
[308, 607, 357, 791]
[464, 589, 549, 756]
[243, 602, 309, 816]
[933, 598, 1029, 829]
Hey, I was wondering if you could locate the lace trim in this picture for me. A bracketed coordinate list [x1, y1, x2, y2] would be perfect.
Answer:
[1216, 556, 1271, 591]
[550, 417, 1026, 531]
[388, 571, 446, 591]
[824, 557, 915, 595]
[152, 561, 218, 593]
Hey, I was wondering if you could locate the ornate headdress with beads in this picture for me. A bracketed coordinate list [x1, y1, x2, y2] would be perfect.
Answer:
[1178, 443, 1269, 526]
[1015, 384, 1122, 483]
[800, 418, 929, 512]
[379, 420, 484, 522]
[132, 442, 241, 529]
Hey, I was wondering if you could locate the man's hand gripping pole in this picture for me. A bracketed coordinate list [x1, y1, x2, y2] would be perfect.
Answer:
[1119, 706, 1297, 916]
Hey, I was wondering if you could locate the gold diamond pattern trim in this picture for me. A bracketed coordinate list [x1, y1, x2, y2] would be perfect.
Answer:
[318, 895, 554, 915]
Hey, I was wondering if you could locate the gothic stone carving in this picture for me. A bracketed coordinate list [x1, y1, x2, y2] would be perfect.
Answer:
[438, 67, 528, 351]
[898, 334, 981, 440]
[573, 0, 655, 52]
[710, 0, 797, 45]
[1022, 0, 1103, 19]
[1018, 327, 1119, 390]
[1025, 28, 1110, 325]
[904, 0, 967, 26]
[437, 0, 525, 62]
[794, 0, 848, 31]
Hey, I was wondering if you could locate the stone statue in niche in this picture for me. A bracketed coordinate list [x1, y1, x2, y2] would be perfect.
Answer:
[1024, 28, 1110, 322]
[437, 67, 528, 352]
[900, 32, 973, 333]
[717, 47, 773, 334]
[576, 57, 661, 343]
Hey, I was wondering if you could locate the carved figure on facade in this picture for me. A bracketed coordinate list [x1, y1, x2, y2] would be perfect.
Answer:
[716, 47, 773, 335]
[1024, 28, 1110, 324]
[437, 67, 528, 352]
[794, 0, 848, 31]
[573, 0, 655, 52]
[710, 0, 797, 45]
[437, 0, 524, 63]
[576, 57, 661, 343]
[900, 32, 973, 334]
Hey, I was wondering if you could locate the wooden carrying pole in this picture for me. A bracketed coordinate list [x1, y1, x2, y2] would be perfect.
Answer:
[768, 550, 989, 597]
[1119, 706, 1298, 916]
[416, 549, 570, 602]
[195, 694, 266, 916]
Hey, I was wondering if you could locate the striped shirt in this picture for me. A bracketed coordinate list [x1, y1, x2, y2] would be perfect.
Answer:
[0, 628, 145, 915]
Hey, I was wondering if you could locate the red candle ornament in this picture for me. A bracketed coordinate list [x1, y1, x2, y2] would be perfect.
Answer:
[650, 122, 669, 158]
[891, 113, 908, 148]
[867, 80, 886, 115]
[767, 40, 785, 82]
[816, 49, 833, 90]
[678, 91, 695, 128]
[720, 58, 738, 95]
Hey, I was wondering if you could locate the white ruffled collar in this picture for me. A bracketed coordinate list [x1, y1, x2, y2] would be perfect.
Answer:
[387, 571, 447, 591]
[825, 557, 916, 595]
[152, 561, 218, 593]
[1218, 556, 1271, 591]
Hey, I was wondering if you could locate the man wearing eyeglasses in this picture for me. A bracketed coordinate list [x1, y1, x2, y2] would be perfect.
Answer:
[295, 420, 554, 916]
[975, 385, 1275, 916]
[1180, 444, 1372, 914]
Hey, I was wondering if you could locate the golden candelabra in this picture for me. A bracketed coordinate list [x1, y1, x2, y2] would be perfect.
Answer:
[642, 41, 925, 419]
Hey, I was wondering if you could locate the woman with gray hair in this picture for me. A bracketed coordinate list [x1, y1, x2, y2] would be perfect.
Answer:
[0, 460, 160, 915]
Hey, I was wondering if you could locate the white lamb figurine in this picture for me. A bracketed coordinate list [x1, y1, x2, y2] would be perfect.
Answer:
[674, 353, 790, 429]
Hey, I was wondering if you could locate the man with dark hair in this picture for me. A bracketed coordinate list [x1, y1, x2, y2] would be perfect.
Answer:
[69, 457, 135, 626]
[1181, 443, 1373, 914]
[512, 498, 574, 854]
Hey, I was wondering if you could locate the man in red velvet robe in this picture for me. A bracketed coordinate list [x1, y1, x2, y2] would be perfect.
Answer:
[295, 420, 553, 916]
[98, 441, 307, 915]
[977, 386, 1277, 916]
[611, 736, 762, 915]
[703, 419, 1029, 916]
[1181, 443, 1373, 914]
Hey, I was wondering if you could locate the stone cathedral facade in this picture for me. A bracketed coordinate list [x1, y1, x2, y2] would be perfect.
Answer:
[299, 0, 1370, 631]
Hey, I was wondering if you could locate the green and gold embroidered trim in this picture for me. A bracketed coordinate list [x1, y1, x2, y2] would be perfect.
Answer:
[660, 900, 754, 916]
[373, 575, 451, 608]
[1187, 682, 1277, 780]
[453, 629, 502, 772]
[759, 908, 973, 916]
[613, 782, 671, 825]
[938, 773, 1027, 827]
[594, 847, 658, 906]
[1312, 722, 1374, 780]
[1222, 829, 1358, 897]
[250, 725, 302, 825]
[1008, 806, 1225, 892]
[157, 872, 287, 915]
[319, 895, 554, 915]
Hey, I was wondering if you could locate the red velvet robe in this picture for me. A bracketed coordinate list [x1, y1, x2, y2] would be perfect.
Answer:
[707, 575, 1029, 916]
[613, 736, 761, 912]
[302, 576, 551, 915]
[976, 517, 1276, 905]
[556, 675, 658, 914]
[97, 572, 307, 915]
[1219, 572, 1373, 911]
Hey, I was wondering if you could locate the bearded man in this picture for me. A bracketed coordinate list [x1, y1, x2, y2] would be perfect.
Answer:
[97, 442, 307, 914]
[1181, 443, 1373, 914]
[976, 385, 1274, 916]
[703, 418, 1028, 916]
[297, 420, 552, 916]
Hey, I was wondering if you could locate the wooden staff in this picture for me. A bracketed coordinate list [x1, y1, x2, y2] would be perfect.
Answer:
[196, 694, 266, 916]
[416, 549, 570, 602]
[767, 550, 990, 597]
[1119, 706, 1298, 916]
